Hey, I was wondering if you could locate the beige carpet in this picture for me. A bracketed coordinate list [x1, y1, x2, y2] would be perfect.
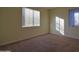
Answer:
[0, 33, 79, 52]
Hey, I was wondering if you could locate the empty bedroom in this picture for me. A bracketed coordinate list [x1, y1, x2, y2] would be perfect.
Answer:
[0, 7, 79, 52]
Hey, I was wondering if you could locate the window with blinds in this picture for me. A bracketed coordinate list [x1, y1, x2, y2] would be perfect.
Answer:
[69, 8, 79, 27]
[22, 8, 40, 27]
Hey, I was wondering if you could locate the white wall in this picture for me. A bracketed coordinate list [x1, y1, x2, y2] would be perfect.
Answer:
[50, 8, 79, 39]
[1, 7, 79, 46]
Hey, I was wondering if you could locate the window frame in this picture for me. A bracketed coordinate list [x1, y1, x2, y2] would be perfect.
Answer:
[22, 7, 40, 28]
[55, 16, 64, 35]
[69, 8, 79, 27]
[74, 12, 79, 26]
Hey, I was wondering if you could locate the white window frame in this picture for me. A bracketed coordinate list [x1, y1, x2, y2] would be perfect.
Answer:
[22, 8, 40, 28]
[69, 8, 79, 27]
[74, 12, 79, 26]
[56, 16, 64, 35]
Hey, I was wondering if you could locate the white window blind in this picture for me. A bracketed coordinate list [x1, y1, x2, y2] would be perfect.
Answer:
[33, 10, 40, 26]
[74, 12, 79, 26]
[22, 8, 40, 27]
[69, 8, 79, 27]
[56, 16, 64, 35]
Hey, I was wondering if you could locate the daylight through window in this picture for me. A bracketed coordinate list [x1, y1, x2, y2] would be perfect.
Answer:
[22, 8, 40, 27]
[56, 16, 64, 35]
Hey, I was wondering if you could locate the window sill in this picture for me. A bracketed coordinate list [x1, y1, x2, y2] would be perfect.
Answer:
[22, 26, 40, 28]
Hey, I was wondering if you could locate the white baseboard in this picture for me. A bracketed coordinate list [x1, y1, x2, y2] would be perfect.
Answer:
[65, 34, 79, 39]
[0, 33, 48, 46]
[1, 32, 78, 46]
[50, 32, 79, 39]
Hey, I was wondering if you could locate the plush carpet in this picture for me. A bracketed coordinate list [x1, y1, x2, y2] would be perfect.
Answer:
[0, 33, 79, 52]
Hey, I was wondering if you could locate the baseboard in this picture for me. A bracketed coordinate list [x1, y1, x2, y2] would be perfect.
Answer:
[1, 32, 78, 47]
[50, 33, 79, 39]
[64, 34, 79, 39]
[0, 33, 48, 46]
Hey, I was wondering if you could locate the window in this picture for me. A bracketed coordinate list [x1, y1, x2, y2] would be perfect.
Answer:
[56, 16, 64, 35]
[69, 8, 79, 27]
[56, 17, 60, 31]
[22, 8, 40, 27]
[74, 12, 79, 26]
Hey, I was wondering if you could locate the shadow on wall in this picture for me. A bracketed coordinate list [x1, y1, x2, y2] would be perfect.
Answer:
[55, 16, 64, 35]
